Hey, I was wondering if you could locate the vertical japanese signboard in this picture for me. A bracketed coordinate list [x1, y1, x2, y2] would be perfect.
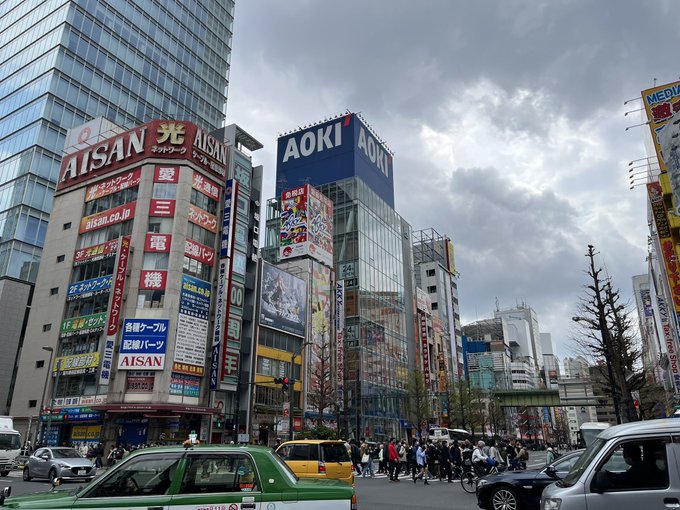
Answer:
[335, 279, 345, 402]
[100, 236, 131, 385]
[175, 275, 211, 376]
[210, 261, 227, 390]
[420, 314, 430, 384]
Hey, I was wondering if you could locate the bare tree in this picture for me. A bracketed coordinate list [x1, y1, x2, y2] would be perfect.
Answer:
[572, 244, 640, 423]
[406, 370, 431, 438]
[307, 315, 333, 427]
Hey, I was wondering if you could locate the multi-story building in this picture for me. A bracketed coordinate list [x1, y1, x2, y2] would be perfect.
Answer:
[412, 228, 462, 381]
[461, 318, 512, 390]
[541, 332, 560, 389]
[9, 119, 262, 449]
[0, 0, 235, 413]
[263, 113, 416, 440]
[495, 305, 543, 373]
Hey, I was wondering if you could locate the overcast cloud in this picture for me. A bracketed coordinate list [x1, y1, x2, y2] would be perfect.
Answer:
[225, 1, 674, 360]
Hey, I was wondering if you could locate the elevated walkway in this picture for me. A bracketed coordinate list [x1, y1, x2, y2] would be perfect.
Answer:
[494, 389, 603, 407]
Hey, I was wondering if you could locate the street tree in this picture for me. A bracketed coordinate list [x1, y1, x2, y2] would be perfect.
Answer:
[406, 369, 431, 438]
[307, 312, 334, 427]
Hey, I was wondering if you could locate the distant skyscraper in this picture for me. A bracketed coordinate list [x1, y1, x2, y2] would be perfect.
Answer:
[0, 0, 234, 411]
[495, 305, 543, 372]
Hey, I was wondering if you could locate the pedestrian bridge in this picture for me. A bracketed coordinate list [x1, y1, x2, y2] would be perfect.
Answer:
[494, 389, 603, 407]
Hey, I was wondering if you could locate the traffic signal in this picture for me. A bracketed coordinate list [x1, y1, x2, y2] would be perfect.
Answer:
[274, 377, 290, 391]
[216, 418, 223, 429]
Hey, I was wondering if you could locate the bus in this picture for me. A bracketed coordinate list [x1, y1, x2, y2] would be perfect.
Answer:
[428, 427, 472, 443]
[577, 422, 610, 448]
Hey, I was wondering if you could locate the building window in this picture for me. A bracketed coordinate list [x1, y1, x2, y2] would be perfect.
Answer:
[50, 287, 58, 295]
[137, 290, 165, 309]
[426, 269, 435, 277]
[427, 285, 437, 293]
[42, 324, 51, 332]
[63, 222, 71, 230]
[431, 302, 438, 311]
[36, 360, 44, 368]
[28, 400, 37, 408]
[56, 254, 65, 263]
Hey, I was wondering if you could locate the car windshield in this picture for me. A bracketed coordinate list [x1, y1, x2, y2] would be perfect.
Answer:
[560, 438, 607, 487]
[52, 448, 83, 459]
[0, 433, 20, 450]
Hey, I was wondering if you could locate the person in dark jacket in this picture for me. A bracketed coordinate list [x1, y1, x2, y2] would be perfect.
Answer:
[427, 440, 439, 480]
[450, 440, 462, 479]
[440, 440, 453, 482]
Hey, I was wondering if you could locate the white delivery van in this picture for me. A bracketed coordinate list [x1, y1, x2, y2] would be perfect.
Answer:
[541, 418, 680, 510]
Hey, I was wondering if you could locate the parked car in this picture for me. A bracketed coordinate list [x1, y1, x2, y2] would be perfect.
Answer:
[2, 444, 357, 509]
[477, 449, 583, 510]
[22, 447, 96, 482]
[276, 439, 355, 485]
[542, 418, 679, 510]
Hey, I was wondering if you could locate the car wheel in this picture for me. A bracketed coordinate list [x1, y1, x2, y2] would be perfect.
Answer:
[48, 467, 58, 481]
[22, 467, 31, 481]
[490, 486, 519, 510]
[0, 471, 8, 477]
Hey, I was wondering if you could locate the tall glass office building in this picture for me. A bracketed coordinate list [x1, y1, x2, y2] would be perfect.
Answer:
[266, 113, 417, 440]
[0, 0, 234, 411]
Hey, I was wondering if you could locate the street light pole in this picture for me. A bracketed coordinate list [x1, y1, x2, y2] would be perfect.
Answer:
[39, 347, 54, 445]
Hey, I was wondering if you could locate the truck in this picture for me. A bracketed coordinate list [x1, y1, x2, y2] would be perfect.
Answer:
[577, 421, 610, 448]
[0, 417, 21, 476]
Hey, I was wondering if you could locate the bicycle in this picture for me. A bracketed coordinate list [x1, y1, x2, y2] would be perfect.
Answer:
[460, 462, 504, 493]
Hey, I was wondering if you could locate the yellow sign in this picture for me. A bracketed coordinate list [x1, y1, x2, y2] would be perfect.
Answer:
[641, 80, 680, 172]
[54, 352, 100, 375]
[71, 425, 101, 440]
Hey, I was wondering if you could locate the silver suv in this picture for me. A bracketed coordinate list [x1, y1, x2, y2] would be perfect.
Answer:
[541, 419, 680, 510]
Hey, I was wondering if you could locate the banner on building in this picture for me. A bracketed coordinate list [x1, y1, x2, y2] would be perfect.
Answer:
[192, 171, 220, 201]
[210, 261, 228, 390]
[420, 314, 430, 384]
[117, 318, 169, 370]
[80, 202, 136, 233]
[61, 312, 107, 338]
[220, 180, 237, 259]
[53, 353, 100, 376]
[175, 275, 211, 376]
[335, 279, 345, 401]
[73, 239, 119, 265]
[144, 233, 171, 252]
[154, 164, 179, 183]
[657, 296, 680, 393]
[259, 262, 307, 338]
[66, 275, 112, 300]
[642, 80, 680, 172]
[185, 238, 215, 266]
[188, 204, 218, 233]
[307, 261, 332, 414]
[86, 168, 141, 202]
[149, 199, 176, 217]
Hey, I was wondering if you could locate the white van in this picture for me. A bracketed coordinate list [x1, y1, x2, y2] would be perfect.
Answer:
[541, 418, 680, 510]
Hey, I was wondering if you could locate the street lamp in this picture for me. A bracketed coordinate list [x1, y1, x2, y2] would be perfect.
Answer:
[39, 347, 54, 445]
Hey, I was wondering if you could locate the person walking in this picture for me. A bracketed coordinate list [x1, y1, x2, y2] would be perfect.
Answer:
[377, 443, 386, 474]
[427, 440, 439, 480]
[398, 440, 407, 475]
[505, 439, 518, 470]
[546, 446, 555, 464]
[413, 440, 429, 485]
[361, 441, 375, 478]
[388, 437, 400, 481]
[450, 440, 462, 479]
[440, 440, 453, 482]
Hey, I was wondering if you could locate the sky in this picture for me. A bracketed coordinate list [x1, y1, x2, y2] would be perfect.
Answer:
[225, 0, 676, 361]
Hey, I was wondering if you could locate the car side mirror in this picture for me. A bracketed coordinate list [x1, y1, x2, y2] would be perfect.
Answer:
[40, 454, 50, 461]
[591, 471, 609, 493]
[545, 466, 558, 478]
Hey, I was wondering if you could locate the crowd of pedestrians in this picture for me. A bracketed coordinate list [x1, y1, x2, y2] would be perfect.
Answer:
[352, 436, 541, 484]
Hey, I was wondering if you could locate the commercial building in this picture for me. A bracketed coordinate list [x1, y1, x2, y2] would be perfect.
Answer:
[264, 113, 416, 440]
[9, 119, 263, 448]
[495, 305, 543, 373]
[461, 318, 512, 390]
[0, 0, 235, 413]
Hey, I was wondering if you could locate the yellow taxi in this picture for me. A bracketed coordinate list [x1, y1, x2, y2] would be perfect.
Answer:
[276, 439, 355, 485]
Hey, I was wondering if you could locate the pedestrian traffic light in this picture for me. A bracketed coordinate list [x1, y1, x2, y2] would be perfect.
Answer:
[216, 418, 223, 429]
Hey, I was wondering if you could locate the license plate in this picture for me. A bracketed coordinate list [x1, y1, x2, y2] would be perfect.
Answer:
[77, 469, 86, 475]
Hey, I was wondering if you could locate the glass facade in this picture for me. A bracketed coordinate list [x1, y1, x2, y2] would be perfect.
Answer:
[0, 0, 234, 282]
[308, 177, 412, 440]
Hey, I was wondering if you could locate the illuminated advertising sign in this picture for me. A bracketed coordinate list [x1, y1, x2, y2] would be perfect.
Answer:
[85, 168, 141, 201]
[60, 312, 107, 337]
[79, 202, 135, 233]
[210, 261, 227, 390]
[66, 275, 112, 300]
[279, 184, 333, 266]
[58, 120, 228, 191]
[648, 182, 680, 309]
[126, 373, 155, 393]
[149, 199, 176, 217]
[139, 270, 167, 290]
[276, 113, 394, 207]
[154, 164, 179, 183]
[184, 237, 215, 266]
[73, 239, 119, 265]
[446, 239, 456, 275]
[657, 296, 680, 393]
[169, 373, 201, 397]
[259, 262, 307, 338]
[188, 204, 218, 232]
[642, 80, 680, 172]
[144, 233, 171, 252]
[192, 171, 220, 201]
[117, 318, 169, 371]
[54, 352, 100, 376]
[335, 279, 344, 401]
[420, 314, 430, 384]
[220, 180, 237, 259]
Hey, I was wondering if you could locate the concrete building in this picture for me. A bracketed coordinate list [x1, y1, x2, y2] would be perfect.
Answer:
[263, 113, 416, 440]
[541, 332, 560, 389]
[461, 318, 512, 390]
[495, 305, 543, 373]
[0, 0, 235, 413]
[9, 119, 263, 448]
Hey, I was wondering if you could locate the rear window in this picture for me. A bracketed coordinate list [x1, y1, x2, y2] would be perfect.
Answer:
[322, 444, 350, 462]
[281, 444, 318, 461]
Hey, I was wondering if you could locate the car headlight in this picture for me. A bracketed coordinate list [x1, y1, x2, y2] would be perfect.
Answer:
[56, 463, 68, 468]
[477, 479, 489, 488]
[543, 498, 562, 510]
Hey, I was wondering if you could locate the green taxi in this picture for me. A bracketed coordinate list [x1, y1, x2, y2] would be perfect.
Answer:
[0, 445, 357, 510]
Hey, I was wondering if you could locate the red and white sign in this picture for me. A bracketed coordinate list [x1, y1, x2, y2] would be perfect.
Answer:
[139, 270, 167, 290]
[154, 165, 179, 183]
[188, 204, 218, 233]
[149, 199, 176, 217]
[184, 238, 215, 266]
[144, 233, 172, 253]
[222, 348, 239, 378]
[80, 202, 136, 233]
[192, 171, 220, 201]
[118, 354, 165, 370]
[107, 236, 131, 337]
[74, 239, 119, 264]
[85, 168, 141, 202]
